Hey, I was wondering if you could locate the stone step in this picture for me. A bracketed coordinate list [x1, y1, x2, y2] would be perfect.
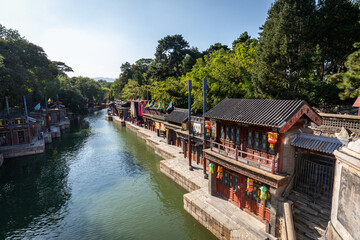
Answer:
[294, 221, 322, 240]
[293, 202, 330, 222]
[295, 203, 320, 216]
[293, 208, 328, 229]
[293, 216, 326, 237]
[296, 232, 312, 240]
[291, 191, 331, 210]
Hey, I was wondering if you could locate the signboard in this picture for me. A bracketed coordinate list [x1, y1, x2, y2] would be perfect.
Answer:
[211, 121, 216, 138]
[193, 122, 202, 136]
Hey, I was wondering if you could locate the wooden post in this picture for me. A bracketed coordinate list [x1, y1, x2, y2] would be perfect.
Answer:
[235, 146, 238, 161]
[188, 80, 193, 171]
[203, 79, 208, 179]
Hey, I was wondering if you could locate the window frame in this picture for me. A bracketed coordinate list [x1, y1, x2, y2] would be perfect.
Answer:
[235, 128, 240, 144]
[247, 129, 253, 148]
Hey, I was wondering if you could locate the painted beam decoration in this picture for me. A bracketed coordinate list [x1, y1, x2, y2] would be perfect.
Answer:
[279, 104, 322, 133]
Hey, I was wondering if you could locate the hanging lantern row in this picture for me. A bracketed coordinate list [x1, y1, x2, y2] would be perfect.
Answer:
[246, 177, 269, 200]
[208, 163, 215, 174]
[267, 132, 278, 148]
[216, 166, 223, 179]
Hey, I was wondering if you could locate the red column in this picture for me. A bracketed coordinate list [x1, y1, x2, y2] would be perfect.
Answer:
[188, 135, 192, 170]
[203, 139, 207, 178]
[10, 128, 14, 145]
[28, 126, 32, 143]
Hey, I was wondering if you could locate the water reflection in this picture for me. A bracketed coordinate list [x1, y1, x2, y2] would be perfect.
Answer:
[0, 120, 91, 239]
[0, 110, 215, 240]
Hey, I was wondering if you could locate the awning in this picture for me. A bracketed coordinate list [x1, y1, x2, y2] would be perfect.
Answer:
[291, 133, 345, 155]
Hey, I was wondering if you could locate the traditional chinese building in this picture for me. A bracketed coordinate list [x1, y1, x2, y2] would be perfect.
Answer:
[143, 103, 167, 137]
[163, 108, 188, 147]
[48, 101, 67, 125]
[203, 98, 322, 235]
[0, 113, 36, 146]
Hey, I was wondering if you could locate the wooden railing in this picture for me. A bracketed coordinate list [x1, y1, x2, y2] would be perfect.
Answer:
[319, 113, 360, 130]
[210, 141, 276, 173]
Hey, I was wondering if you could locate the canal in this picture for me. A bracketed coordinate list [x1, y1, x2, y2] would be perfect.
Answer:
[0, 110, 216, 240]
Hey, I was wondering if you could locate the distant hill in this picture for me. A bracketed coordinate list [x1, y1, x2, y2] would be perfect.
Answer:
[93, 77, 115, 82]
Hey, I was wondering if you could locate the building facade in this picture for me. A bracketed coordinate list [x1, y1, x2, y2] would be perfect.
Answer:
[203, 98, 322, 234]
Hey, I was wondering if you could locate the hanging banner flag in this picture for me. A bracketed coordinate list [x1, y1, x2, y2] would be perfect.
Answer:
[166, 101, 173, 112]
[160, 102, 165, 110]
[34, 103, 40, 110]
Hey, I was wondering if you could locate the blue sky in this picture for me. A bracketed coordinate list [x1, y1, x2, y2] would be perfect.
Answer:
[0, 0, 274, 79]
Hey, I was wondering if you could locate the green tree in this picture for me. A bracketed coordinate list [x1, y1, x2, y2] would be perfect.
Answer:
[121, 79, 142, 99]
[150, 77, 186, 105]
[181, 42, 256, 112]
[316, 0, 360, 78]
[232, 32, 251, 50]
[147, 34, 190, 80]
[203, 43, 229, 56]
[252, 0, 317, 101]
[328, 43, 360, 100]
[182, 47, 202, 74]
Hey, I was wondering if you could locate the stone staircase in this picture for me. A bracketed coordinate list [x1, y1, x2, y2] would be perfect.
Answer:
[287, 191, 331, 240]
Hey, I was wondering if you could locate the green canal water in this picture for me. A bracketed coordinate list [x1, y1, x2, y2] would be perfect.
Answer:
[0, 110, 216, 240]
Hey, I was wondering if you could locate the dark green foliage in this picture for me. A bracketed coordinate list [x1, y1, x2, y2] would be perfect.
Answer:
[203, 43, 229, 56]
[232, 32, 252, 50]
[316, 0, 360, 77]
[0, 24, 109, 114]
[182, 47, 202, 74]
[0, 24, 60, 109]
[252, 0, 317, 101]
[328, 43, 360, 100]
[252, 0, 360, 106]
[147, 34, 189, 80]
[58, 89, 88, 114]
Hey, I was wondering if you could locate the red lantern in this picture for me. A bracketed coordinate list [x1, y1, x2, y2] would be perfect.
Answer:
[267, 132, 278, 148]
[205, 121, 211, 130]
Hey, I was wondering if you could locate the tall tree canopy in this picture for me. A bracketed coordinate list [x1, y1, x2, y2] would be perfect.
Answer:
[147, 34, 189, 80]
[328, 43, 360, 100]
[252, 0, 317, 101]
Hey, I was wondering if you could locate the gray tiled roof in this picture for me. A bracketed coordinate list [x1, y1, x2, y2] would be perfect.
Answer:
[204, 98, 308, 128]
[165, 108, 188, 124]
[291, 133, 345, 155]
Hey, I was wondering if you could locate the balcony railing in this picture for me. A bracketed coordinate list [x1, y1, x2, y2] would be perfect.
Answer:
[210, 141, 276, 173]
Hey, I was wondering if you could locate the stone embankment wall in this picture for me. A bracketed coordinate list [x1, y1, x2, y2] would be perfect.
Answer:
[2, 141, 45, 158]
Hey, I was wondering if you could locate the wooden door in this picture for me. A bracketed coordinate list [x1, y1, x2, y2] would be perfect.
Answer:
[216, 171, 230, 199]
[18, 131, 25, 143]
